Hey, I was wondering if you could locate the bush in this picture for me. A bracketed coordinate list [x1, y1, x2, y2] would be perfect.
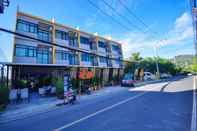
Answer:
[71, 78, 78, 90]
[20, 79, 28, 88]
[0, 83, 9, 110]
[91, 76, 98, 86]
[55, 77, 64, 98]
[43, 76, 51, 86]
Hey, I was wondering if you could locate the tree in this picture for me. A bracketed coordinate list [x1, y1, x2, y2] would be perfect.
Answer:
[129, 52, 142, 61]
[124, 52, 142, 74]
[191, 56, 197, 72]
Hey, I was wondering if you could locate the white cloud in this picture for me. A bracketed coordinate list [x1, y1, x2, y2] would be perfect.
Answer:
[175, 12, 191, 30]
[119, 12, 194, 58]
[161, 12, 193, 46]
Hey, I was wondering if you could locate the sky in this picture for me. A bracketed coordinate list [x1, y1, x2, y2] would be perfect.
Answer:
[0, 0, 195, 62]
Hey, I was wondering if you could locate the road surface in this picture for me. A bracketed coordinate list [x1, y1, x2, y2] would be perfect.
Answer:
[0, 76, 195, 131]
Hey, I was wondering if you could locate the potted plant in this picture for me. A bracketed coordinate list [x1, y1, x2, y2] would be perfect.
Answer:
[55, 77, 64, 99]
[51, 77, 57, 95]
[0, 82, 9, 111]
[20, 79, 28, 89]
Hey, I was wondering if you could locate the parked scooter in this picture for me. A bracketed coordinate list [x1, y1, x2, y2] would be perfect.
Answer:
[66, 88, 76, 105]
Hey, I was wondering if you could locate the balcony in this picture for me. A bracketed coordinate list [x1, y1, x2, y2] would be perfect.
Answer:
[56, 59, 69, 65]
[81, 61, 92, 66]
[99, 62, 107, 67]
[98, 47, 106, 53]
[80, 43, 90, 50]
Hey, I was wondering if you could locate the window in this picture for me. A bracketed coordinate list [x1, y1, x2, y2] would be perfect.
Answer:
[99, 56, 107, 63]
[112, 45, 120, 52]
[38, 29, 51, 41]
[81, 53, 90, 62]
[56, 51, 68, 60]
[115, 60, 120, 64]
[55, 30, 68, 40]
[80, 36, 89, 45]
[37, 48, 49, 64]
[69, 53, 78, 65]
[17, 19, 37, 33]
[15, 44, 36, 57]
[98, 41, 106, 48]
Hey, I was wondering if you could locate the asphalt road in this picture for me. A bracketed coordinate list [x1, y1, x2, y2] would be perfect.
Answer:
[0, 76, 195, 131]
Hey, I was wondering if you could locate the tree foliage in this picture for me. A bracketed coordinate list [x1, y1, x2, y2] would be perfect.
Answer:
[124, 52, 183, 75]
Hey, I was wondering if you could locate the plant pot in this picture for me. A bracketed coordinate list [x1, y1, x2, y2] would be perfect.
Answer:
[57, 93, 64, 99]
[0, 104, 6, 112]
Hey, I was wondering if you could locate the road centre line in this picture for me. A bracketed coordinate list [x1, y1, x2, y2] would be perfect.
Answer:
[54, 82, 168, 131]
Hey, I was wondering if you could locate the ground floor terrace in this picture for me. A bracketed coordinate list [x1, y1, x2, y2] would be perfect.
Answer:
[0, 62, 123, 102]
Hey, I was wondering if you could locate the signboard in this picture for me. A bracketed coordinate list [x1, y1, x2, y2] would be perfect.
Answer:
[64, 74, 69, 96]
[79, 68, 94, 80]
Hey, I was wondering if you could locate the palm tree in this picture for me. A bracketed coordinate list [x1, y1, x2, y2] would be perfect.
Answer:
[129, 52, 142, 62]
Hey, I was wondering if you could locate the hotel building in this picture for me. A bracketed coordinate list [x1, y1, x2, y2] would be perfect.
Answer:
[7, 11, 123, 89]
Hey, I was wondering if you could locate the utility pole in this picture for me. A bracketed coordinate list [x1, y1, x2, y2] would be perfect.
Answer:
[153, 45, 160, 79]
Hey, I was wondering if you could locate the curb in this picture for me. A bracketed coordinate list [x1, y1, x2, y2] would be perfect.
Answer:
[0, 103, 61, 124]
[133, 79, 163, 87]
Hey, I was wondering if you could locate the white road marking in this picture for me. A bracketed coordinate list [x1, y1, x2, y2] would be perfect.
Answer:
[54, 82, 168, 131]
[191, 76, 197, 131]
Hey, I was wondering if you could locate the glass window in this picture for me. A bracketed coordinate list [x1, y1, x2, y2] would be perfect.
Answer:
[37, 49, 49, 64]
[38, 29, 51, 41]
[56, 51, 62, 60]
[15, 47, 26, 57]
[115, 60, 120, 64]
[98, 41, 106, 48]
[80, 36, 89, 45]
[28, 49, 34, 57]
[56, 51, 68, 60]
[55, 30, 68, 40]
[81, 53, 90, 62]
[15, 44, 36, 57]
[17, 19, 37, 33]
[69, 53, 78, 65]
[99, 56, 107, 63]
[112, 45, 120, 52]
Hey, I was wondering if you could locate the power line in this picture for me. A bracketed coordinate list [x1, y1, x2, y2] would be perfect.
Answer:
[100, 0, 144, 32]
[117, 0, 158, 35]
[89, 0, 167, 48]
[0, 27, 134, 64]
[87, 0, 133, 31]
[117, 0, 171, 46]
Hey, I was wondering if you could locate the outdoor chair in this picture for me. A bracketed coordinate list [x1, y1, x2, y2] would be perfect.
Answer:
[21, 88, 29, 103]
[50, 87, 56, 94]
[39, 87, 46, 96]
[45, 86, 52, 95]
[9, 89, 17, 104]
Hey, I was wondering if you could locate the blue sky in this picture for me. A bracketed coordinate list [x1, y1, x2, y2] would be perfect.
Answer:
[0, 0, 195, 62]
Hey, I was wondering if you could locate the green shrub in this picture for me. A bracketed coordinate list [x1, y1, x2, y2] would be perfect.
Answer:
[71, 78, 78, 90]
[55, 77, 64, 96]
[51, 77, 57, 86]
[91, 76, 97, 86]
[0, 83, 9, 110]
[20, 79, 28, 88]
[42, 76, 51, 86]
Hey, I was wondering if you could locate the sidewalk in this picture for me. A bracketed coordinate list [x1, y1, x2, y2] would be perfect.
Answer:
[0, 85, 126, 124]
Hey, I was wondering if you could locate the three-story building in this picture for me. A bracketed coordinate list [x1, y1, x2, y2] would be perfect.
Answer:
[11, 11, 123, 90]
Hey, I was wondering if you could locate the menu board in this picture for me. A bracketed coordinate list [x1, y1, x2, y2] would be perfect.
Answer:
[64, 75, 69, 96]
